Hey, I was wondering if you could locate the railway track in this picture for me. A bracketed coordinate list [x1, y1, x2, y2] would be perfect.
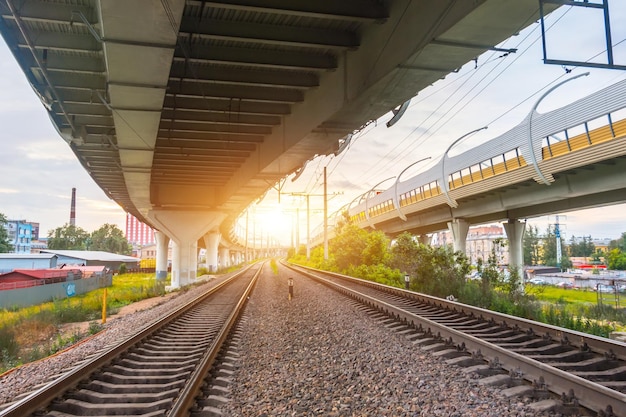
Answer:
[284, 262, 626, 417]
[0, 263, 262, 417]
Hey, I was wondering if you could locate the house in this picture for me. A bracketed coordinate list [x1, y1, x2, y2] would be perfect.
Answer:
[40, 250, 140, 271]
[0, 268, 80, 290]
[0, 253, 58, 273]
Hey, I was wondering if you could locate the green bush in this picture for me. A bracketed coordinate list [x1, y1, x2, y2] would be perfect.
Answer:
[0, 327, 18, 360]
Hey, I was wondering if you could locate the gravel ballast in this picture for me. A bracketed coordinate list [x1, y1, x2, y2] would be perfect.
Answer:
[1, 266, 556, 416]
[221, 265, 543, 416]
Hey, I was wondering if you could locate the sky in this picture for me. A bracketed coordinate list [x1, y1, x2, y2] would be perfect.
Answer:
[2, 2, 626, 244]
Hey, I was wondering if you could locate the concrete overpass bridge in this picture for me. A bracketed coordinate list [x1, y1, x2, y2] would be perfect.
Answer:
[310, 75, 626, 273]
[0, 0, 558, 287]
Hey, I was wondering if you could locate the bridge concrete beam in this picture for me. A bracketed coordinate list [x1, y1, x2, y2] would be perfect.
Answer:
[219, 1, 553, 213]
[147, 210, 225, 288]
[360, 156, 626, 239]
[204, 232, 221, 273]
[99, 0, 185, 216]
[154, 230, 170, 281]
[503, 219, 526, 291]
[447, 218, 470, 253]
[219, 247, 230, 269]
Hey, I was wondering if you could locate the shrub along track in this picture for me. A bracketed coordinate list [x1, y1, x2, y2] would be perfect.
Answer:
[284, 262, 626, 417]
[0, 263, 262, 417]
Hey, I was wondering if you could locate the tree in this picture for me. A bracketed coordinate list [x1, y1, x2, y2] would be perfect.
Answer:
[389, 232, 420, 276]
[606, 248, 626, 270]
[609, 232, 626, 252]
[568, 235, 595, 257]
[0, 213, 12, 253]
[90, 223, 132, 254]
[389, 233, 469, 298]
[329, 223, 389, 271]
[47, 224, 90, 250]
[522, 224, 540, 265]
[541, 226, 571, 269]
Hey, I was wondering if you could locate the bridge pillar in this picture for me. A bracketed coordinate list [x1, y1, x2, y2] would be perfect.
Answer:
[447, 218, 470, 253]
[147, 210, 226, 289]
[204, 232, 221, 273]
[171, 240, 198, 287]
[155, 230, 170, 281]
[503, 219, 526, 290]
[220, 247, 230, 269]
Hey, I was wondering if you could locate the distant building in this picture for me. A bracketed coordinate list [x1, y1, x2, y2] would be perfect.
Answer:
[0, 268, 80, 290]
[40, 250, 140, 271]
[4, 220, 33, 254]
[30, 239, 48, 253]
[0, 253, 58, 273]
[125, 213, 155, 246]
[432, 224, 509, 265]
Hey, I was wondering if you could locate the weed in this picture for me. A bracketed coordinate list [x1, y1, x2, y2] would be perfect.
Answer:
[88, 321, 103, 335]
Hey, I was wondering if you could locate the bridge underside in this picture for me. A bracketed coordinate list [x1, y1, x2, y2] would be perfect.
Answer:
[0, 0, 557, 245]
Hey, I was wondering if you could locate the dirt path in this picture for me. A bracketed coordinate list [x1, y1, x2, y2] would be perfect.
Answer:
[58, 291, 178, 337]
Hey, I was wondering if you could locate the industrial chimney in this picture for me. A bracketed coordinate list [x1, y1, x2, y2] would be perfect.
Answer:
[70, 187, 76, 226]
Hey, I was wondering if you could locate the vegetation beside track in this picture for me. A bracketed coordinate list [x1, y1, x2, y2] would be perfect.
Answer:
[288, 221, 626, 339]
[0, 272, 169, 373]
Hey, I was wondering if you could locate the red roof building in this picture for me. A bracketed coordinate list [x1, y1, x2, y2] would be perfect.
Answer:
[0, 268, 80, 290]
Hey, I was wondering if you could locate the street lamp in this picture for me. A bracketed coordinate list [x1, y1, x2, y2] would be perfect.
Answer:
[441, 127, 488, 208]
[526, 72, 589, 185]
[363, 176, 396, 229]
[393, 157, 431, 221]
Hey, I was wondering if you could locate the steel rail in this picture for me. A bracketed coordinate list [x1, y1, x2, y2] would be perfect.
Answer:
[168, 262, 262, 416]
[284, 262, 626, 417]
[0, 264, 258, 417]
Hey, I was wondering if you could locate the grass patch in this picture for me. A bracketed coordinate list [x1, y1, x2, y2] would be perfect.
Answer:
[0, 272, 170, 373]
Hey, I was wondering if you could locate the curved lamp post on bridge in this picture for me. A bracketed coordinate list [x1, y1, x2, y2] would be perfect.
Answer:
[364, 176, 396, 229]
[440, 126, 488, 208]
[392, 157, 431, 221]
[526, 72, 589, 185]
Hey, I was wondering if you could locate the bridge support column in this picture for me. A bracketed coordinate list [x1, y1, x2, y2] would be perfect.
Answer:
[147, 210, 226, 289]
[171, 240, 197, 287]
[220, 247, 230, 269]
[503, 219, 526, 291]
[155, 230, 170, 281]
[204, 232, 221, 273]
[447, 218, 469, 253]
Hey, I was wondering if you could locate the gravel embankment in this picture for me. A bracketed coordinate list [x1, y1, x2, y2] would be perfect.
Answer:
[222, 265, 544, 417]
[0, 275, 226, 406]
[1, 266, 554, 416]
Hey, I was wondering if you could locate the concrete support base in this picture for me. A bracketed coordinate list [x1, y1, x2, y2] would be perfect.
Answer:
[447, 218, 470, 253]
[155, 230, 170, 281]
[204, 232, 221, 273]
[219, 247, 230, 269]
[503, 219, 526, 290]
[418, 234, 431, 245]
[147, 210, 226, 289]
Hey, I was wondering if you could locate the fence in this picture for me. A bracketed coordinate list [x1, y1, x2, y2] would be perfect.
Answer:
[0, 274, 113, 309]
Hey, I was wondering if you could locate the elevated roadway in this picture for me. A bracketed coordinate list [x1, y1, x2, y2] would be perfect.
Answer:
[310, 76, 626, 274]
[0, 0, 557, 286]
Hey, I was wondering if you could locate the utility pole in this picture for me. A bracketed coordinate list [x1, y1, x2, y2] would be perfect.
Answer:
[324, 166, 328, 260]
[555, 215, 562, 269]
[288, 172, 341, 260]
[549, 215, 566, 270]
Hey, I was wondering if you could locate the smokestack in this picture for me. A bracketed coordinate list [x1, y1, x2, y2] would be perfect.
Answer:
[70, 187, 76, 226]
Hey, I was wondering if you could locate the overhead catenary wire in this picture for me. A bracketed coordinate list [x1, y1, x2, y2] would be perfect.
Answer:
[345, 6, 581, 189]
